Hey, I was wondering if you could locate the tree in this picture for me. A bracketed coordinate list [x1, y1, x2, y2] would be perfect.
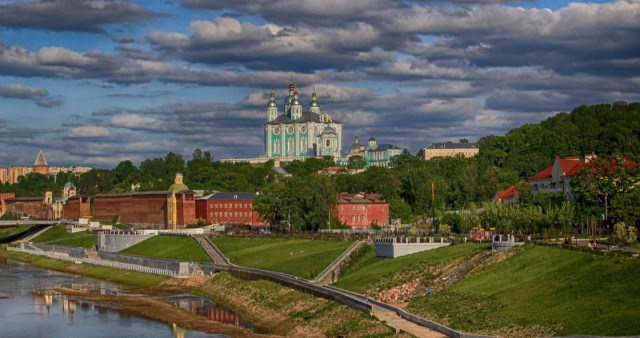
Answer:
[348, 155, 366, 169]
[192, 148, 203, 160]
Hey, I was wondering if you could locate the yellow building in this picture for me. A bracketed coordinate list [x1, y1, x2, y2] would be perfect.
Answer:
[3, 151, 91, 184]
[423, 142, 479, 160]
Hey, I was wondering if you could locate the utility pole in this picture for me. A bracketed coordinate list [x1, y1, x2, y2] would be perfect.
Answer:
[431, 181, 435, 226]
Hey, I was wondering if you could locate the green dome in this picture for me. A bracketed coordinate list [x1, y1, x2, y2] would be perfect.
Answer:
[168, 183, 189, 193]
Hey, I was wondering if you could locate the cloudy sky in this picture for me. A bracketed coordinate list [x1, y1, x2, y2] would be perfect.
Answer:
[0, 0, 639, 168]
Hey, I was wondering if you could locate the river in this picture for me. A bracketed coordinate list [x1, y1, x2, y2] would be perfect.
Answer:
[0, 257, 254, 338]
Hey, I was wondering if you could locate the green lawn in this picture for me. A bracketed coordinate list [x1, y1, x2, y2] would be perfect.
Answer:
[210, 237, 353, 279]
[120, 235, 211, 263]
[334, 242, 490, 293]
[31, 225, 92, 243]
[407, 244, 640, 336]
[0, 226, 31, 243]
[51, 235, 98, 249]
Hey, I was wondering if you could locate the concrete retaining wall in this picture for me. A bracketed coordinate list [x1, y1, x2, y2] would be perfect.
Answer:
[97, 231, 157, 252]
[98, 251, 192, 275]
[375, 237, 451, 258]
[492, 235, 525, 251]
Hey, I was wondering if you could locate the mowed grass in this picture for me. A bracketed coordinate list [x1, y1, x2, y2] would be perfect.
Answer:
[52, 236, 98, 249]
[334, 242, 490, 293]
[0, 226, 31, 243]
[0, 247, 166, 287]
[32, 225, 93, 243]
[210, 237, 353, 279]
[408, 244, 640, 336]
[120, 235, 211, 263]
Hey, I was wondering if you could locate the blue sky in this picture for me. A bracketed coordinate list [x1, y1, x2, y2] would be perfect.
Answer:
[0, 0, 638, 168]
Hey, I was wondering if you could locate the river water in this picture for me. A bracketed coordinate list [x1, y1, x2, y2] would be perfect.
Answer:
[0, 257, 254, 338]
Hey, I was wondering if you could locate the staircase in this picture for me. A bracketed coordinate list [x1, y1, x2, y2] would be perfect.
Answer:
[193, 234, 230, 266]
[11, 225, 52, 244]
[314, 239, 370, 285]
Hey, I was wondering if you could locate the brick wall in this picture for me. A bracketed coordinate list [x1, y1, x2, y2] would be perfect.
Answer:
[5, 198, 50, 219]
[63, 195, 91, 219]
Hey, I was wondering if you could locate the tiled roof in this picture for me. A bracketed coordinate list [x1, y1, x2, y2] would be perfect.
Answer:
[337, 192, 386, 204]
[528, 156, 585, 180]
[264, 111, 341, 125]
[366, 144, 403, 152]
[424, 142, 478, 149]
[494, 186, 518, 200]
[199, 192, 258, 200]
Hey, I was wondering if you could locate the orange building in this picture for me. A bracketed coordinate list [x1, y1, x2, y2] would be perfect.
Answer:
[335, 192, 389, 228]
[3, 150, 92, 184]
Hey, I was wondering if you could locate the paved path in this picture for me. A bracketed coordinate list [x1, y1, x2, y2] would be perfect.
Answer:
[193, 234, 230, 266]
[12, 225, 52, 244]
[314, 239, 369, 285]
[329, 287, 447, 338]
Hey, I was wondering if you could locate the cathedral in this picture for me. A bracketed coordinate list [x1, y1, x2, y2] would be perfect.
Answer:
[264, 80, 343, 159]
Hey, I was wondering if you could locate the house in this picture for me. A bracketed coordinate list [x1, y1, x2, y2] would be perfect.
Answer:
[422, 142, 478, 160]
[335, 192, 389, 228]
[196, 192, 263, 226]
[493, 186, 519, 204]
[528, 155, 596, 201]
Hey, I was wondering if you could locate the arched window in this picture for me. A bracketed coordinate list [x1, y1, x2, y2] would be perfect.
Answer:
[326, 139, 330, 147]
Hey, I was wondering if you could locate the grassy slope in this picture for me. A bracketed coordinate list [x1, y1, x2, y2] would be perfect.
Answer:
[211, 237, 352, 279]
[1, 247, 166, 287]
[0, 226, 31, 243]
[31, 225, 95, 243]
[408, 244, 640, 336]
[52, 236, 98, 249]
[194, 271, 394, 337]
[334, 242, 490, 293]
[120, 235, 211, 263]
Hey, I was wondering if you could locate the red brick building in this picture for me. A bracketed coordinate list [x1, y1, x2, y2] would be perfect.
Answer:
[94, 174, 196, 229]
[94, 190, 195, 229]
[335, 192, 389, 228]
[63, 195, 91, 219]
[196, 192, 263, 225]
[4, 196, 51, 219]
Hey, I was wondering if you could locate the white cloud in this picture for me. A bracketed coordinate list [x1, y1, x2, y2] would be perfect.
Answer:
[67, 126, 111, 138]
[109, 114, 166, 130]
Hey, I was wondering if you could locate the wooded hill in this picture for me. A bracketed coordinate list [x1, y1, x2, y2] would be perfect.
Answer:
[2, 102, 638, 229]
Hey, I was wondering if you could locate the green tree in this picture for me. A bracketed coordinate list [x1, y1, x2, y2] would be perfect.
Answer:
[348, 155, 366, 169]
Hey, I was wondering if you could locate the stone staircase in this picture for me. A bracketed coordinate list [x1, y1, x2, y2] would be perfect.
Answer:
[314, 239, 370, 285]
[193, 234, 230, 266]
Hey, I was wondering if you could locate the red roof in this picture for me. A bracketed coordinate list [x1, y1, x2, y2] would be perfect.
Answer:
[528, 155, 585, 180]
[494, 186, 518, 200]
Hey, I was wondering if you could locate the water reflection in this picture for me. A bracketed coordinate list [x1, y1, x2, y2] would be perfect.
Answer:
[1, 259, 233, 338]
[165, 295, 253, 330]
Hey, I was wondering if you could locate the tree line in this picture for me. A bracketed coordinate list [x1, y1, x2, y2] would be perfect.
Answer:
[1, 101, 638, 232]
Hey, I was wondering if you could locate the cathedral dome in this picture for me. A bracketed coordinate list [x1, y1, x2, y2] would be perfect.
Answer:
[267, 100, 278, 108]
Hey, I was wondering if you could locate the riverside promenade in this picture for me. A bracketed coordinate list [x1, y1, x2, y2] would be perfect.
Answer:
[9, 233, 490, 338]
